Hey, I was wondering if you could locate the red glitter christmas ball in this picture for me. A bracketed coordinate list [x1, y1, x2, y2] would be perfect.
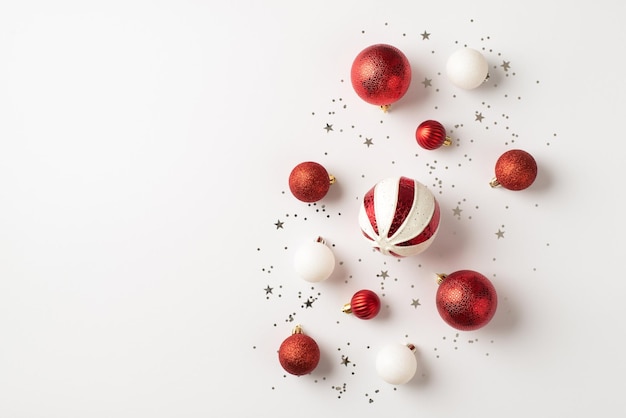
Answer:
[436, 270, 497, 331]
[350, 44, 412, 110]
[491, 149, 538, 190]
[415, 120, 451, 150]
[342, 289, 381, 320]
[278, 325, 320, 376]
[288, 161, 334, 202]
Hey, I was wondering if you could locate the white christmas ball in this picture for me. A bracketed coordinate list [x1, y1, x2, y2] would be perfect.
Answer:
[376, 343, 417, 385]
[446, 47, 489, 90]
[293, 238, 335, 282]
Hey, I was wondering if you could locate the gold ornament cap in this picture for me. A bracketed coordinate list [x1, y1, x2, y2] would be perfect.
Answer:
[436, 273, 448, 285]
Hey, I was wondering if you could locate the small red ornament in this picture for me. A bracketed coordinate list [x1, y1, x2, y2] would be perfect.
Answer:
[436, 270, 497, 331]
[342, 289, 381, 320]
[278, 325, 320, 376]
[415, 120, 452, 150]
[350, 44, 412, 111]
[490, 149, 538, 190]
[288, 161, 335, 202]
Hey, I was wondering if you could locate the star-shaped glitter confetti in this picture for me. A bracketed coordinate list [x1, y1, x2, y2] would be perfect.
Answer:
[411, 298, 421, 308]
[274, 220, 284, 229]
[324, 123, 333, 132]
[341, 355, 351, 366]
[364, 137, 373, 147]
[421, 77, 432, 88]
[475, 112, 485, 122]
[421, 30, 430, 40]
[452, 206, 462, 217]
[495, 229, 505, 239]
[379, 270, 389, 279]
[304, 299, 314, 308]
[264, 286, 273, 295]
[501, 60, 511, 71]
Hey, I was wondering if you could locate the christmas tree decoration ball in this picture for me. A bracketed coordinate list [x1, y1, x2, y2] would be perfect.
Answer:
[376, 343, 418, 385]
[350, 43, 412, 110]
[446, 47, 489, 90]
[293, 237, 335, 283]
[278, 325, 320, 376]
[342, 289, 381, 320]
[359, 176, 440, 257]
[490, 149, 538, 190]
[416, 119, 452, 150]
[289, 161, 335, 202]
[436, 270, 498, 331]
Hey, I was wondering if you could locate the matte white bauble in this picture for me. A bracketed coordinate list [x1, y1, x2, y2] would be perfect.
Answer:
[293, 237, 335, 282]
[446, 47, 489, 90]
[375, 343, 417, 385]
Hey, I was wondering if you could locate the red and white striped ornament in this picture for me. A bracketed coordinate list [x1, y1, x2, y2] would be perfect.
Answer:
[358, 176, 440, 257]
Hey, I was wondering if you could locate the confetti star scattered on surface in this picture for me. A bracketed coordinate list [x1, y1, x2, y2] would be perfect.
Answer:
[421, 30, 430, 40]
[341, 356, 351, 366]
[264, 286, 273, 295]
[379, 270, 389, 279]
[304, 299, 314, 308]
[501, 61, 511, 71]
[495, 229, 505, 239]
[452, 206, 462, 217]
[274, 220, 284, 229]
[475, 112, 485, 122]
[364, 137, 373, 147]
[324, 123, 333, 132]
[411, 298, 421, 308]
[421, 77, 432, 87]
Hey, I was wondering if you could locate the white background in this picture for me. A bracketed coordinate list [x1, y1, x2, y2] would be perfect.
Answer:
[1, 1, 625, 417]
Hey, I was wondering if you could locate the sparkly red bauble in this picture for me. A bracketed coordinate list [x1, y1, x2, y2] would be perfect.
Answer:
[416, 120, 451, 150]
[342, 289, 381, 320]
[350, 44, 412, 110]
[436, 270, 497, 331]
[288, 161, 335, 202]
[490, 149, 538, 190]
[278, 325, 320, 376]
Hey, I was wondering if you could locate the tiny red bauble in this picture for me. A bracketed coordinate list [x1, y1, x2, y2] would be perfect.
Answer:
[490, 149, 538, 190]
[415, 120, 452, 150]
[350, 44, 412, 111]
[288, 161, 335, 202]
[436, 270, 497, 331]
[278, 325, 320, 376]
[342, 289, 381, 320]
